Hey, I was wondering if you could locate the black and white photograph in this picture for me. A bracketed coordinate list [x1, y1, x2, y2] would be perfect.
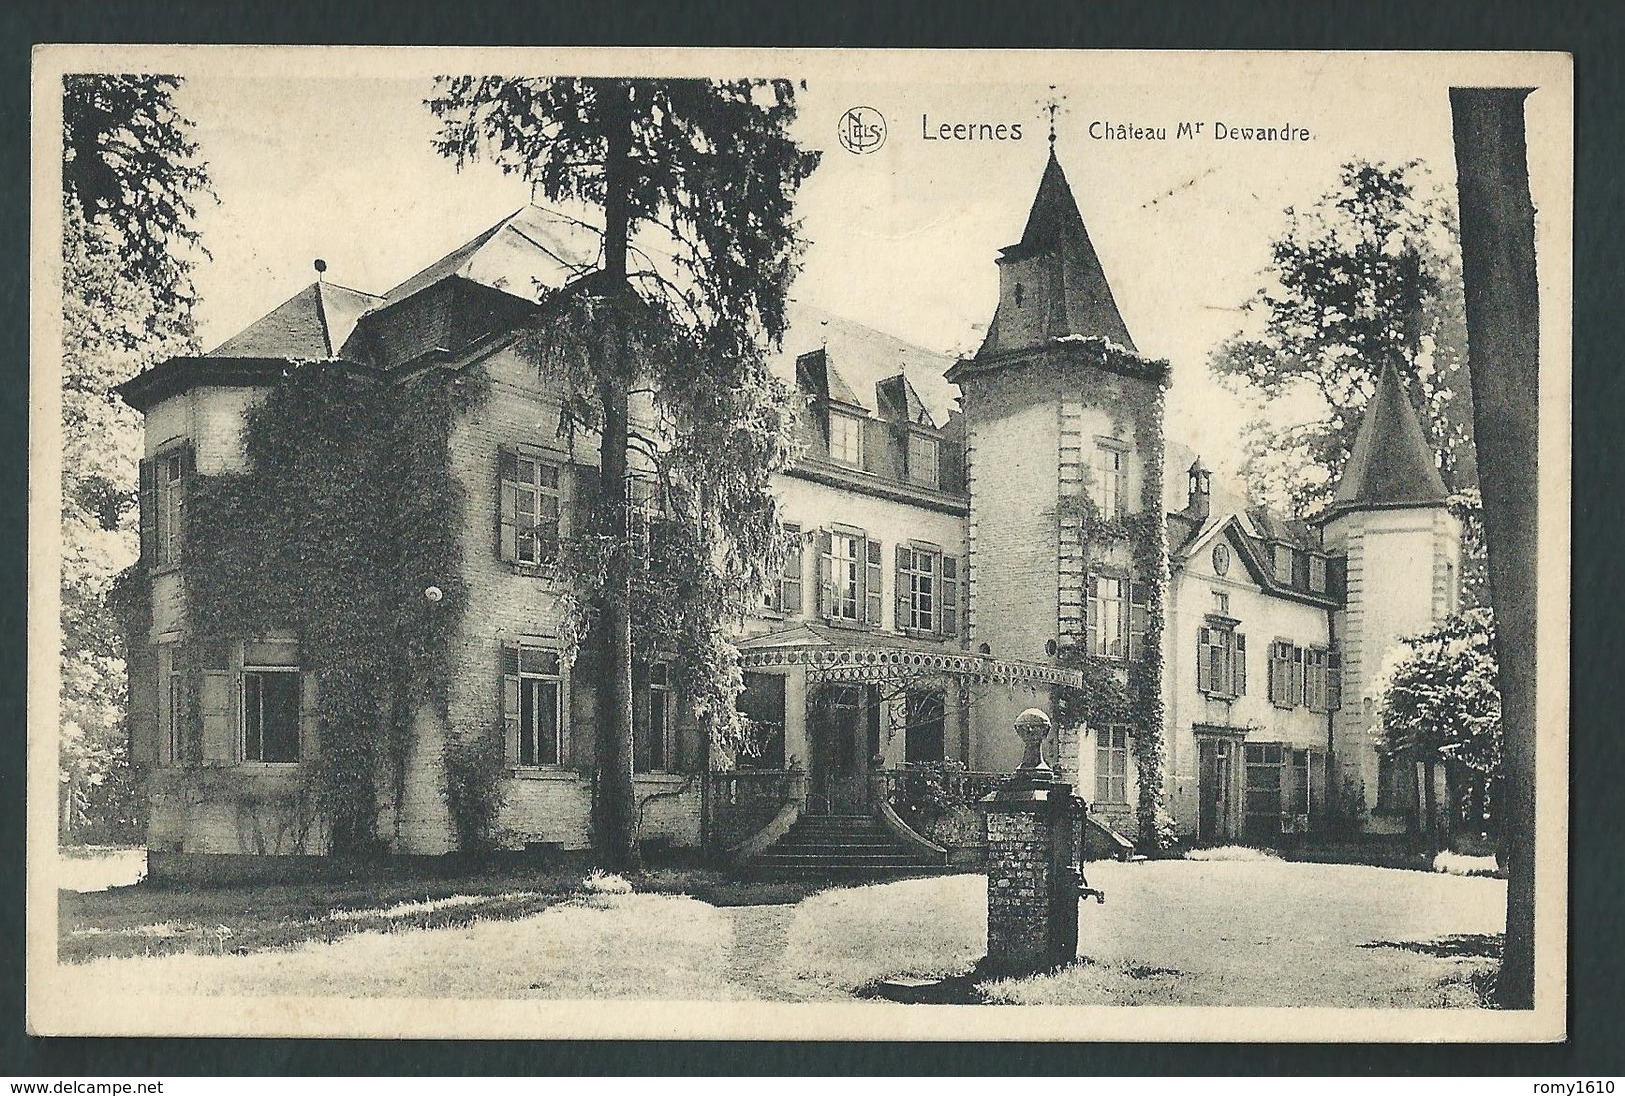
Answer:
[27, 46, 1571, 1041]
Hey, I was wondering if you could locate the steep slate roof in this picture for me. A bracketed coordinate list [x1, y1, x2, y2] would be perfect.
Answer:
[1326, 360, 1449, 514]
[775, 301, 959, 427]
[380, 206, 601, 308]
[208, 281, 383, 359]
[977, 149, 1137, 357]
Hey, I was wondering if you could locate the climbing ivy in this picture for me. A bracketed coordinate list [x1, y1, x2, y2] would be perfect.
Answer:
[1051, 337, 1176, 850]
[183, 362, 485, 854]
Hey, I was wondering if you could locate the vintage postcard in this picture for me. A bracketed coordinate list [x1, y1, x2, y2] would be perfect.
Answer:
[28, 46, 1571, 1042]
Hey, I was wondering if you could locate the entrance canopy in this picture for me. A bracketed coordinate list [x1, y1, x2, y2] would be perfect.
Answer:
[735, 624, 1083, 689]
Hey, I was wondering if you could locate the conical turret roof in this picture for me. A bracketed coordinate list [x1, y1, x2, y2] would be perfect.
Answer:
[1327, 360, 1449, 513]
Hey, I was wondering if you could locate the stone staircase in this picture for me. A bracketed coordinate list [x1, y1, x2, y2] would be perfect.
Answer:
[747, 813, 945, 880]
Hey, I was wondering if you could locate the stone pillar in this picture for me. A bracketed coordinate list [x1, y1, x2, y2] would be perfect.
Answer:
[980, 708, 1085, 977]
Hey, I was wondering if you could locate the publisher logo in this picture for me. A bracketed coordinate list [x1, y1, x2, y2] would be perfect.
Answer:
[837, 107, 886, 154]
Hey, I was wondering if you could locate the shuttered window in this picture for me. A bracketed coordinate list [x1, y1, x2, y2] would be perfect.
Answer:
[143, 445, 195, 569]
[502, 644, 563, 766]
[826, 532, 863, 622]
[1304, 646, 1330, 712]
[1327, 647, 1343, 711]
[1197, 625, 1244, 697]
[907, 433, 940, 489]
[829, 412, 864, 465]
[896, 545, 939, 633]
[498, 449, 561, 566]
[941, 555, 960, 637]
[242, 640, 302, 764]
[766, 523, 803, 614]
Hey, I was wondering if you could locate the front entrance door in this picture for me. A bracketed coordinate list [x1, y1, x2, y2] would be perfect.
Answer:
[808, 684, 873, 814]
[1198, 736, 1238, 842]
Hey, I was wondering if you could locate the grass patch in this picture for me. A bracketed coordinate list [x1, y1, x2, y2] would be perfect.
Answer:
[785, 874, 985, 991]
[59, 866, 586, 963]
[58, 892, 740, 1001]
[981, 957, 1195, 1006]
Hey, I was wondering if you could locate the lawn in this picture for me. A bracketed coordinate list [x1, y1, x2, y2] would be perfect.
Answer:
[53, 854, 1504, 1007]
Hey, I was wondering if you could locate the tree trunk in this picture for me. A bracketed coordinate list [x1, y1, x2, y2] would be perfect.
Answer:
[591, 80, 639, 871]
[1449, 87, 1540, 1011]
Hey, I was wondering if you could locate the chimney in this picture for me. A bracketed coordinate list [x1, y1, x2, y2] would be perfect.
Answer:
[1186, 457, 1212, 523]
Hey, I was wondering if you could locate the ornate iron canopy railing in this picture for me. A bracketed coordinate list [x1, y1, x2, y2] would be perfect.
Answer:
[736, 642, 1084, 689]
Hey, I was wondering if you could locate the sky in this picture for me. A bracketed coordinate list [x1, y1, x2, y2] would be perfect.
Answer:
[166, 51, 1570, 490]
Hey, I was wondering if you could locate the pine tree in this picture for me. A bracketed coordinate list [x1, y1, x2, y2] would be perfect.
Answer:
[427, 77, 819, 867]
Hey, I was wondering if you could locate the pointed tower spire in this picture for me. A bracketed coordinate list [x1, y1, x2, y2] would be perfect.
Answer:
[1327, 360, 1449, 513]
[974, 148, 1137, 357]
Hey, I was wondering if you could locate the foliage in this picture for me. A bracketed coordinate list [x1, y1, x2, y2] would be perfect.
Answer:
[443, 730, 509, 856]
[425, 77, 821, 848]
[1378, 608, 1502, 833]
[1051, 340, 1175, 848]
[184, 364, 482, 852]
[63, 74, 212, 320]
[60, 75, 211, 841]
[1211, 160, 1476, 516]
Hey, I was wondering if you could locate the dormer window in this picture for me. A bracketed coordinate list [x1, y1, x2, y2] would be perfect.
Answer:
[829, 411, 864, 467]
[1272, 543, 1296, 585]
[907, 432, 940, 489]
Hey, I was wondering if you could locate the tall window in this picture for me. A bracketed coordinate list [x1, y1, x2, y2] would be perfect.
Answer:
[766, 522, 803, 614]
[1091, 442, 1127, 519]
[159, 450, 186, 566]
[1303, 646, 1330, 711]
[737, 671, 786, 769]
[635, 661, 671, 772]
[1095, 726, 1129, 803]
[167, 668, 186, 765]
[907, 432, 940, 489]
[1090, 575, 1127, 658]
[1269, 641, 1306, 708]
[1198, 624, 1245, 697]
[241, 642, 301, 764]
[904, 688, 947, 763]
[898, 546, 939, 632]
[499, 451, 561, 566]
[503, 645, 563, 766]
[830, 532, 863, 621]
[829, 412, 864, 466]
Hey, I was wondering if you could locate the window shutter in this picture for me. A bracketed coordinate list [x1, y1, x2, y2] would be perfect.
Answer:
[176, 445, 196, 561]
[501, 645, 521, 765]
[894, 545, 911, 630]
[137, 458, 156, 567]
[941, 555, 960, 637]
[780, 524, 803, 614]
[1234, 632, 1247, 695]
[816, 530, 834, 619]
[497, 449, 518, 562]
[1085, 574, 1100, 655]
[1290, 646, 1305, 707]
[1197, 626, 1212, 693]
[200, 670, 233, 763]
[300, 671, 320, 763]
[1327, 648, 1343, 711]
[1129, 580, 1149, 661]
[864, 537, 883, 626]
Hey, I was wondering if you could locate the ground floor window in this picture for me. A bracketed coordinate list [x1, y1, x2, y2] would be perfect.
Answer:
[242, 669, 301, 763]
[736, 671, 786, 768]
[1095, 725, 1130, 804]
[904, 688, 946, 763]
[634, 661, 672, 772]
[502, 645, 563, 766]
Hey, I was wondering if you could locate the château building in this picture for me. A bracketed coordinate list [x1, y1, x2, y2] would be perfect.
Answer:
[113, 149, 1458, 872]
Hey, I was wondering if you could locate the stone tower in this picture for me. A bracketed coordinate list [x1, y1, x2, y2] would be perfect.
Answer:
[948, 149, 1168, 811]
[1318, 361, 1461, 830]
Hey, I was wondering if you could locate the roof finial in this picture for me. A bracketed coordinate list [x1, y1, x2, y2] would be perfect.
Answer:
[313, 258, 327, 282]
[1045, 85, 1064, 147]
